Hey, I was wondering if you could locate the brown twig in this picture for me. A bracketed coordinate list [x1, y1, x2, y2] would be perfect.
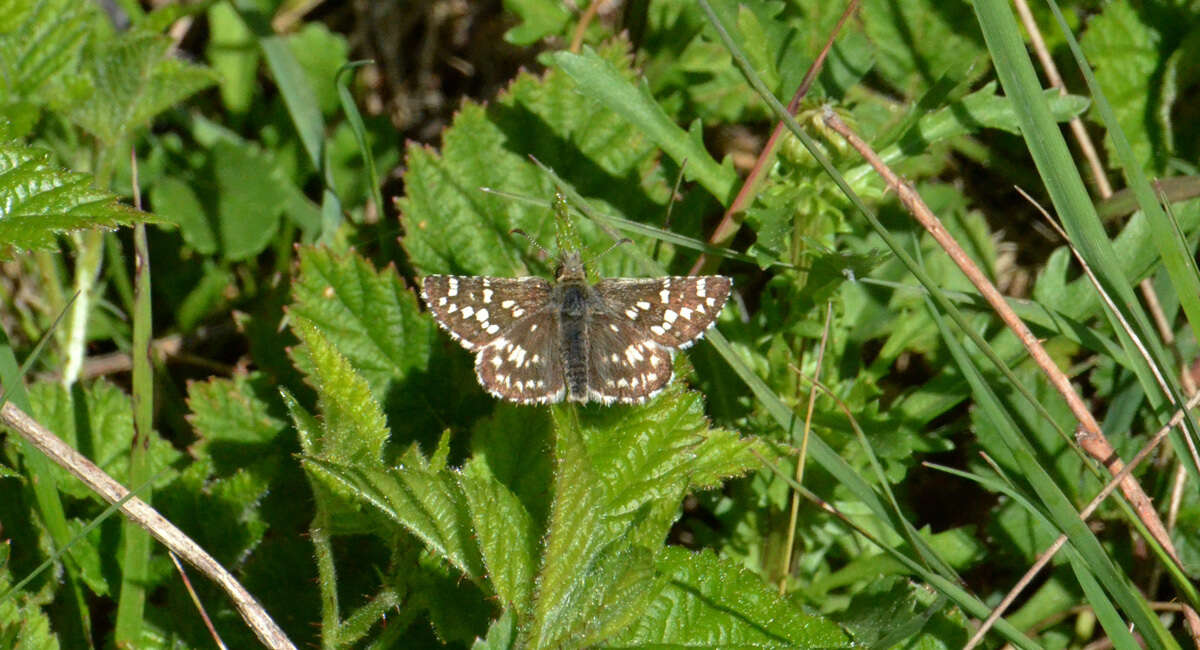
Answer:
[0, 401, 296, 649]
[689, 0, 861, 275]
[821, 108, 1199, 644]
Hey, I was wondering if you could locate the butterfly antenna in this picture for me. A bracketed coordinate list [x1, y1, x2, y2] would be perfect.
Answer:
[510, 228, 554, 260]
[589, 237, 633, 265]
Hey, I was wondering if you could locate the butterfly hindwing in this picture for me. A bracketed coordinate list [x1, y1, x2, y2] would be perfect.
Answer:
[585, 310, 673, 404]
[473, 307, 565, 404]
[421, 275, 551, 350]
[592, 276, 732, 349]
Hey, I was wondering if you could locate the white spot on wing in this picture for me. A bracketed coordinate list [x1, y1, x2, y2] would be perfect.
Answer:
[448, 278, 458, 297]
[660, 288, 670, 303]
[636, 301, 651, 310]
[697, 278, 706, 297]
[651, 325, 665, 336]
[664, 309, 678, 323]
[482, 289, 493, 303]
[461, 306, 475, 319]
[501, 300, 515, 308]
[475, 308, 489, 322]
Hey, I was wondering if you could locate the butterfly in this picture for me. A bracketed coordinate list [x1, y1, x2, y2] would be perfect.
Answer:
[421, 252, 731, 404]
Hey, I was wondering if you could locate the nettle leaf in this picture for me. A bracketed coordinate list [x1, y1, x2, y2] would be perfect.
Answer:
[304, 446, 486, 579]
[861, 0, 987, 95]
[834, 576, 968, 648]
[398, 39, 673, 280]
[1080, 0, 1165, 173]
[288, 315, 389, 467]
[22, 380, 180, 501]
[527, 408, 660, 649]
[459, 455, 540, 615]
[149, 139, 288, 260]
[0, 143, 148, 257]
[49, 30, 215, 146]
[521, 383, 771, 648]
[0, 543, 60, 650]
[157, 457, 270, 569]
[185, 371, 290, 473]
[0, 0, 93, 138]
[288, 246, 489, 447]
[612, 547, 852, 647]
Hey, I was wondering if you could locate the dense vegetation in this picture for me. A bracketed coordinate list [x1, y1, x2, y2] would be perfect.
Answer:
[1, 0, 1198, 647]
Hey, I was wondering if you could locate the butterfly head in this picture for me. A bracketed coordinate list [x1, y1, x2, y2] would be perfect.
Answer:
[554, 250, 587, 284]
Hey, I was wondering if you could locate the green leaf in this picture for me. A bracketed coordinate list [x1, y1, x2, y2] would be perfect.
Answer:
[288, 315, 389, 467]
[861, 0, 988, 94]
[49, 31, 215, 146]
[149, 140, 287, 260]
[527, 384, 768, 648]
[612, 546, 852, 647]
[551, 47, 738, 204]
[157, 458, 270, 568]
[288, 246, 489, 447]
[398, 39, 678, 280]
[303, 447, 486, 578]
[835, 577, 967, 648]
[0, 0, 93, 98]
[0, 543, 61, 650]
[185, 371, 291, 473]
[1079, 0, 1163, 173]
[458, 457, 539, 615]
[287, 23, 349, 116]
[472, 609, 517, 650]
[205, 1, 259, 114]
[0, 143, 149, 257]
[502, 0, 570, 46]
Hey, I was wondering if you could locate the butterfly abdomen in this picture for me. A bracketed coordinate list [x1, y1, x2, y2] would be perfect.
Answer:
[558, 283, 590, 402]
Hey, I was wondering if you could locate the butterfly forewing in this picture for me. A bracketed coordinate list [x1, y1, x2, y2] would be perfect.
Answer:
[421, 276, 551, 350]
[474, 307, 565, 404]
[592, 276, 731, 349]
[585, 310, 672, 404]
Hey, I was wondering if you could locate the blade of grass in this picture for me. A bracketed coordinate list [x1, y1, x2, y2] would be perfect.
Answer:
[928, 462, 1140, 650]
[973, 0, 1200, 486]
[930, 295, 1174, 647]
[482, 185, 786, 269]
[749, 446, 1040, 649]
[335, 60, 385, 226]
[236, 1, 344, 242]
[1043, 1, 1200, 360]
[114, 156, 154, 645]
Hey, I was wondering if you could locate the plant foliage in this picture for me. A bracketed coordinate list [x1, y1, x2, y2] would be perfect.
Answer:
[1, 0, 1198, 647]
